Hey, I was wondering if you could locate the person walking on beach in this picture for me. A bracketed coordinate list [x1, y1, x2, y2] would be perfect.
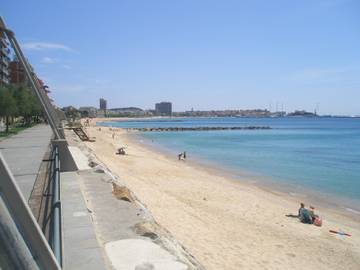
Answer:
[183, 151, 186, 159]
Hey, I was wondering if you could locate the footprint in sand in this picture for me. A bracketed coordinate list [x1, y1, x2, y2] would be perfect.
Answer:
[286, 253, 296, 258]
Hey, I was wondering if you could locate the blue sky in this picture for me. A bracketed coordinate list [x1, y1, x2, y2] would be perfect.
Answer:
[2, 0, 360, 114]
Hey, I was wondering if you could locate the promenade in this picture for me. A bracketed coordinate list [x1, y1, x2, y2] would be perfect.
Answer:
[0, 124, 52, 201]
[0, 124, 202, 269]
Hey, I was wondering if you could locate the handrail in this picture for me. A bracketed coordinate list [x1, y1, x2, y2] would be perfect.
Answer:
[0, 152, 61, 269]
[49, 146, 63, 267]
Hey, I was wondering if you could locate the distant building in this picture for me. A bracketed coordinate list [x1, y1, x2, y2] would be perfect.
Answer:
[110, 107, 143, 113]
[79, 106, 97, 118]
[10, 57, 51, 100]
[155, 102, 172, 116]
[99, 98, 107, 110]
[62, 106, 80, 119]
[107, 107, 145, 117]
[0, 32, 10, 86]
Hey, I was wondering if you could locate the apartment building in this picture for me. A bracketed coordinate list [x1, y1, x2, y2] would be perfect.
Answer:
[0, 32, 10, 86]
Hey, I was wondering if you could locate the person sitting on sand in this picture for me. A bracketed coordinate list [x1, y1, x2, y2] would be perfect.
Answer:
[309, 206, 322, 226]
[309, 206, 316, 220]
[298, 203, 313, 224]
[285, 203, 304, 218]
[298, 203, 305, 217]
[116, 147, 126, 155]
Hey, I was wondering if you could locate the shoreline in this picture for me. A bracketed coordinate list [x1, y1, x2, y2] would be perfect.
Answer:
[97, 117, 360, 219]
[130, 129, 360, 222]
[83, 122, 360, 270]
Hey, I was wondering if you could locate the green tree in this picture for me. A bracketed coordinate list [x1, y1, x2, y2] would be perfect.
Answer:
[13, 84, 32, 125]
[0, 86, 18, 133]
[29, 92, 42, 122]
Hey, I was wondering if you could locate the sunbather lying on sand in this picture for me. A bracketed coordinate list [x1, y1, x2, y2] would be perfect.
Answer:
[286, 203, 322, 226]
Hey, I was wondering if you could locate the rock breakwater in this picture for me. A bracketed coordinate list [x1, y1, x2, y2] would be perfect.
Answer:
[128, 126, 271, 132]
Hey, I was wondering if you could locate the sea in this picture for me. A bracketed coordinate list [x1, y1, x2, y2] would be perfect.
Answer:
[99, 117, 360, 213]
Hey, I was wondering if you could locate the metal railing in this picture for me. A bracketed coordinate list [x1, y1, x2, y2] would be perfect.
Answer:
[48, 146, 63, 267]
[0, 152, 61, 270]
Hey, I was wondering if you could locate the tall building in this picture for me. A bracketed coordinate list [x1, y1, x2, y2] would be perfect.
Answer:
[155, 102, 172, 116]
[0, 32, 10, 86]
[9, 58, 27, 84]
[99, 98, 107, 110]
[9, 57, 51, 99]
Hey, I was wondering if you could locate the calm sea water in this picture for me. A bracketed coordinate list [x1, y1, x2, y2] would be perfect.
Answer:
[100, 117, 360, 210]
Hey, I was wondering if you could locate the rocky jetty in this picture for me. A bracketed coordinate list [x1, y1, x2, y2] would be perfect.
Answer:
[129, 126, 271, 132]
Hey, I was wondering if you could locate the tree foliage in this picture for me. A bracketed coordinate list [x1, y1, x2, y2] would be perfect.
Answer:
[0, 84, 43, 132]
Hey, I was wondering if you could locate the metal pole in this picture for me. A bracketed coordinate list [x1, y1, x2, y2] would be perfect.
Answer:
[0, 196, 40, 270]
[0, 152, 61, 269]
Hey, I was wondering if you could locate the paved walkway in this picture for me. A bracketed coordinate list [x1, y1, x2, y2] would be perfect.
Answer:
[62, 171, 108, 270]
[0, 124, 52, 201]
[63, 126, 203, 270]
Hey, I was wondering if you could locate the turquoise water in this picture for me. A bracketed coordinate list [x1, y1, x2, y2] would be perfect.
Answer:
[100, 117, 360, 210]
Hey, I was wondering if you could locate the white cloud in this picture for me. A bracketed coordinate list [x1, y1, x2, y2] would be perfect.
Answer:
[41, 57, 56, 64]
[22, 42, 74, 52]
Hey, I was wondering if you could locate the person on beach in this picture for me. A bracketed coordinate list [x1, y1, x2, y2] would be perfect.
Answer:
[309, 206, 316, 219]
[298, 203, 305, 217]
[298, 203, 313, 224]
[112, 133, 115, 139]
[309, 206, 322, 226]
[287, 203, 322, 225]
[178, 152, 187, 160]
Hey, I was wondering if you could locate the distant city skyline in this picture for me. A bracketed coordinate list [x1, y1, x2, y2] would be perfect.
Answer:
[2, 0, 360, 115]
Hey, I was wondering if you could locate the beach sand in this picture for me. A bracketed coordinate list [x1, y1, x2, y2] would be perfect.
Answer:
[83, 123, 360, 270]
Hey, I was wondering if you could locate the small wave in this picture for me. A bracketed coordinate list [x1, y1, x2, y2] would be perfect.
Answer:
[345, 208, 360, 215]
[289, 192, 308, 198]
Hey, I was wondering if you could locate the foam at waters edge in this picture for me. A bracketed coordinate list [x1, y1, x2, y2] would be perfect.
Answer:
[345, 208, 360, 215]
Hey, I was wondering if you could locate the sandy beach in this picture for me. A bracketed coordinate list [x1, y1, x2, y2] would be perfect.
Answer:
[82, 121, 360, 270]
